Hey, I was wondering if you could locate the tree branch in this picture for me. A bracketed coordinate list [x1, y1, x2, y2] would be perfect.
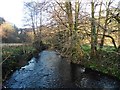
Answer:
[55, 1, 67, 13]
[54, 8, 69, 28]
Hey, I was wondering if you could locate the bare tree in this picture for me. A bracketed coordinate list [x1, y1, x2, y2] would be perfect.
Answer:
[23, 1, 48, 51]
[24, 1, 47, 40]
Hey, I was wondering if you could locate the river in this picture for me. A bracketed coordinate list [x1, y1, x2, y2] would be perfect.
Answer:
[3, 50, 120, 89]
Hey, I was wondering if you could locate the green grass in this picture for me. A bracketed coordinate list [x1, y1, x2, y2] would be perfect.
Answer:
[2, 45, 36, 82]
[81, 44, 116, 52]
[79, 45, 120, 80]
[57, 43, 119, 80]
[81, 44, 91, 53]
[101, 45, 116, 52]
[2, 44, 120, 83]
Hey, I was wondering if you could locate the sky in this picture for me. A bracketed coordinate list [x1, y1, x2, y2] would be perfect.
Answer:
[0, 0, 24, 28]
[0, 0, 45, 28]
[0, 0, 119, 28]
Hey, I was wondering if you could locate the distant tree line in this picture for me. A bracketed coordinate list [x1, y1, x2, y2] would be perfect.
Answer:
[0, 17, 33, 43]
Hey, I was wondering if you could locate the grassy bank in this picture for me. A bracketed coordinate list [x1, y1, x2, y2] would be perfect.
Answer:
[72, 45, 120, 80]
[2, 44, 120, 83]
[2, 45, 36, 82]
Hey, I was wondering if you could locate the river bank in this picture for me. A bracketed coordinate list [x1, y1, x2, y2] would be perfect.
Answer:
[2, 44, 120, 89]
[3, 50, 120, 89]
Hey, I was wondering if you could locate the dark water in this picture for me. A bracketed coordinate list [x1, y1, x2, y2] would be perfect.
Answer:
[71, 64, 120, 88]
[3, 50, 120, 89]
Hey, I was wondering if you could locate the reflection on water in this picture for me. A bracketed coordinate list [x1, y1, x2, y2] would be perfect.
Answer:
[71, 63, 120, 88]
[4, 50, 120, 89]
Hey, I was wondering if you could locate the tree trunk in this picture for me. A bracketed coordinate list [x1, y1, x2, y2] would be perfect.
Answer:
[91, 1, 97, 57]
[65, 1, 74, 45]
[97, 1, 102, 47]
[74, 0, 79, 32]
[100, 1, 111, 49]
[31, 12, 36, 38]
[118, 22, 120, 47]
[39, 11, 42, 41]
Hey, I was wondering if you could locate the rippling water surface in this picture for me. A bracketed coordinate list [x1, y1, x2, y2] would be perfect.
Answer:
[4, 50, 120, 89]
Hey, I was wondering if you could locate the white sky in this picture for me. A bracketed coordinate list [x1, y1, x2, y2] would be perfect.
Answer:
[0, 0, 119, 28]
[0, 0, 24, 28]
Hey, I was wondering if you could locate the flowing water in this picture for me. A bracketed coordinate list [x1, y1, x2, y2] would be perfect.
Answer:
[3, 50, 120, 89]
